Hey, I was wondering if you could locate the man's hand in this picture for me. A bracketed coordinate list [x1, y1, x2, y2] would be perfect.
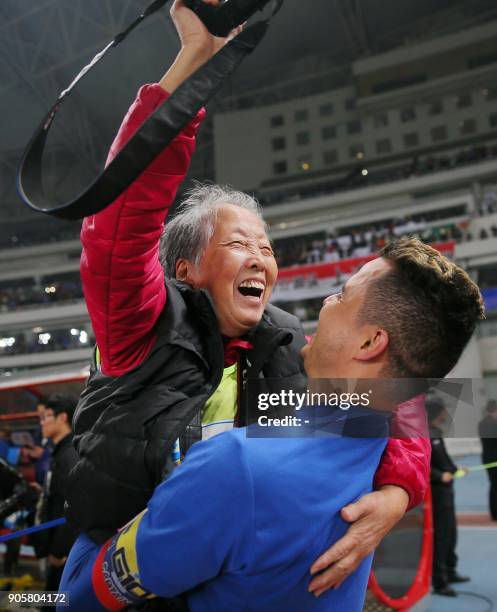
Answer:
[308, 485, 409, 597]
[48, 554, 67, 568]
[441, 471, 454, 483]
[28, 481, 43, 495]
[24, 445, 45, 460]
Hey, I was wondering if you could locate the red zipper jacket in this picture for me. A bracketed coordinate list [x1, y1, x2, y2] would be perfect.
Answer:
[80, 84, 430, 509]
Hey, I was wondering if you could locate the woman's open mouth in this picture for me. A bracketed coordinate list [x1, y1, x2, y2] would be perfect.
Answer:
[238, 280, 265, 300]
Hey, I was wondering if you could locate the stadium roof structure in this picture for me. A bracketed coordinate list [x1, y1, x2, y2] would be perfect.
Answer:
[1, 0, 497, 227]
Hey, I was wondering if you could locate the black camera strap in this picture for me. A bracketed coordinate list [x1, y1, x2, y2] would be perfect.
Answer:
[16, 0, 280, 220]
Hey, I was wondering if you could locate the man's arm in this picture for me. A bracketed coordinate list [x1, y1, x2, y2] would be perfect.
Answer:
[308, 395, 430, 595]
[430, 437, 457, 481]
[81, 0, 230, 377]
[65, 434, 253, 610]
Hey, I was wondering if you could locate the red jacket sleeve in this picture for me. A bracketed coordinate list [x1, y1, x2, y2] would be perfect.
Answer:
[80, 84, 206, 377]
[374, 394, 431, 510]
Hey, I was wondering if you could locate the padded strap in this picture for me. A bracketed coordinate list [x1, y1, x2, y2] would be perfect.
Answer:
[17, 17, 268, 219]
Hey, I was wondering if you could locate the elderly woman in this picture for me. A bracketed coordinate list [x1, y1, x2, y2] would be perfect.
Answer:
[65, 0, 430, 599]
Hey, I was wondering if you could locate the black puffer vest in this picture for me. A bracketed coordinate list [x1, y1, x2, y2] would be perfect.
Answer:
[66, 279, 306, 544]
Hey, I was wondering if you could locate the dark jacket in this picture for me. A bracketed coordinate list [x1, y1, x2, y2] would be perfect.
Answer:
[479, 416, 497, 464]
[38, 433, 79, 558]
[66, 280, 306, 544]
[430, 425, 457, 486]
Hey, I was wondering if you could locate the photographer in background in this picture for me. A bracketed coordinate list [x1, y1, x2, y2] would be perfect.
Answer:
[478, 399, 497, 520]
[0, 458, 39, 576]
[23, 398, 53, 487]
[428, 396, 470, 597]
[36, 395, 79, 598]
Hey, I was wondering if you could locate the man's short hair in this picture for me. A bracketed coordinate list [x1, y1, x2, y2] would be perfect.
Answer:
[160, 183, 264, 278]
[358, 237, 485, 378]
[45, 394, 77, 427]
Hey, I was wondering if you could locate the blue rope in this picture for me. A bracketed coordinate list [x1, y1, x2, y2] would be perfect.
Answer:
[0, 518, 66, 543]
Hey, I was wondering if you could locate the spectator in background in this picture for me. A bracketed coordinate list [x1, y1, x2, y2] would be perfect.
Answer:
[427, 396, 470, 597]
[324, 242, 339, 262]
[36, 394, 79, 600]
[478, 399, 497, 521]
[0, 429, 21, 466]
[0, 429, 11, 460]
[24, 399, 52, 486]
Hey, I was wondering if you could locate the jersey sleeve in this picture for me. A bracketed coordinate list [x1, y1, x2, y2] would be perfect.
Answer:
[91, 433, 254, 608]
[80, 84, 206, 377]
[374, 394, 431, 509]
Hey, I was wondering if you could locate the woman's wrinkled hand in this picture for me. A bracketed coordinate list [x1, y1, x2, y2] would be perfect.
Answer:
[308, 486, 409, 596]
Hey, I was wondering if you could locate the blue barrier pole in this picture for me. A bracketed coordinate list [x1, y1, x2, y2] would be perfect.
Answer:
[0, 518, 66, 543]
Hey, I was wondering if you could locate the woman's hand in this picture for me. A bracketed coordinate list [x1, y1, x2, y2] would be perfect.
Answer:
[308, 486, 409, 596]
[171, 0, 244, 59]
[160, 0, 244, 93]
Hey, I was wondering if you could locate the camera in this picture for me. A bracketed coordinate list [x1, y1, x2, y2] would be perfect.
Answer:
[185, 0, 274, 37]
[0, 459, 38, 523]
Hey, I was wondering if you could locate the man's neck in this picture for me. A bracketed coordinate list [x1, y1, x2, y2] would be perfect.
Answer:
[52, 428, 71, 446]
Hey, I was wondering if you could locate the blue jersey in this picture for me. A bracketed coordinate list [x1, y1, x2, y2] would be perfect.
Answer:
[62, 407, 388, 612]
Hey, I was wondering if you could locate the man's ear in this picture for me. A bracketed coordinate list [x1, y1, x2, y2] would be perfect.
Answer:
[176, 259, 197, 285]
[355, 327, 389, 361]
